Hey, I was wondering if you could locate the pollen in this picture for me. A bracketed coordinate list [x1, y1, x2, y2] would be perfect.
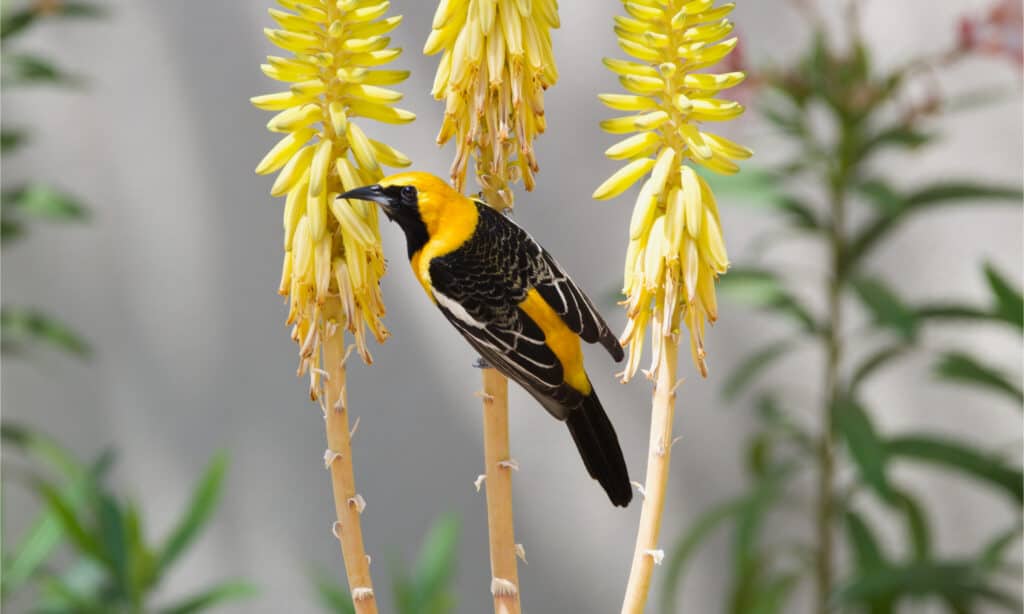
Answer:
[253, 0, 415, 375]
[595, 0, 750, 380]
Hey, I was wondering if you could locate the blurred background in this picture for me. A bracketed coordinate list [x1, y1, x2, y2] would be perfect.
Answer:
[2, 1, 1021, 612]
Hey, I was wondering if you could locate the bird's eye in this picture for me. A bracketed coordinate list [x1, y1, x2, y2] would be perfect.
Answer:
[400, 186, 416, 201]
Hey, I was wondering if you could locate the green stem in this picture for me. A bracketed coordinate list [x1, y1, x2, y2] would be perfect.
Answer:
[816, 164, 848, 613]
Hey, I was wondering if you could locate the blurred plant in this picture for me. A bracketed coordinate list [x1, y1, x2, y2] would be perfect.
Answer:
[252, 2, 417, 611]
[592, 1, 748, 611]
[1, 0, 105, 357]
[1, 425, 255, 613]
[313, 515, 460, 614]
[423, 2, 559, 612]
[660, 2, 1023, 613]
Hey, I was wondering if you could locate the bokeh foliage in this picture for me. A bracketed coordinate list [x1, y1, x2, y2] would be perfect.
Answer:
[660, 4, 1022, 614]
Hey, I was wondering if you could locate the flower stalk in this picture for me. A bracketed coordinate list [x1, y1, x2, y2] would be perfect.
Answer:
[594, 1, 749, 611]
[425, 1, 559, 610]
[252, 1, 415, 609]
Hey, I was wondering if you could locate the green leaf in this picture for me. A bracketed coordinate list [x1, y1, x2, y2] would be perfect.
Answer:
[747, 574, 800, 614]
[845, 510, 887, 569]
[1, 128, 27, 152]
[857, 179, 904, 215]
[732, 466, 795, 583]
[98, 493, 129, 598]
[1, 2, 105, 40]
[976, 525, 1022, 574]
[310, 568, 356, 614]
[833, 398, 893, 502]
[695, 166, 785, 206]
[157, 581, 257, 614]
[1, 217, 25, 242]
[887, 435, 1023, 504]
[893, 490, 931, 561]
[847, 182, 1022, 270]
[983, 263, 1023, 330]
[411, 514, 460, 610]
[856, 125, 933, 161]
[29, 478, 109, 566]
[660, 496, 748, 614]
[156, 453, 228, 574]
[852, 276, 918, 340]
[2, 53, 78, 85]
[718, 269, 818, 332]
[934, 352, 1023, 406]
[723, 339, 795, 401]
[834, 560, 1020, 611]
[1, 307, 90, 356]
[4, 183, 89, 221]
[849, 344, 910, 391]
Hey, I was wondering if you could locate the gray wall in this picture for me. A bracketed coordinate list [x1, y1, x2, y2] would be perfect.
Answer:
[2, 1, 1020, 612]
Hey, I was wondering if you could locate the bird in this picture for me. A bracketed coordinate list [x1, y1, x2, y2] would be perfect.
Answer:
[341, 172, 632, 507]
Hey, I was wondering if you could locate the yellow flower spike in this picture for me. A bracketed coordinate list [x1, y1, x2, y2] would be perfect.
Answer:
[425, 0, 560, 209]
[605, 4, 747, 609]
[254, 0, 415, 364]
[598, 0, 746, 382]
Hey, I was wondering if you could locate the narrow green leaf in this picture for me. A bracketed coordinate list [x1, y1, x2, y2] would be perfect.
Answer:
[412, 514, 460, 607]
[833, 398, 893, 502]
[732, 466, 795, 580]
[976, 525, 1022, 574]
[98, 493, 129, 598]
[857, 179, 904, 214]
[916, 303, 994, 324]
[695, 166, 785, 206]
[849, 344, 910, 391]
[1, 128, 27, 152]
[157, 581, 257, 614]
[847, 182, 1022, 270]
[1, 2, 105, 40]
[4, 183, 89, 221]
[718, 269, 818, 332]
[934, 352, 1023, 406]
[1, 307, 90, 356]
[660, 496, 748, 614]
[856, 125, 933, 161]
[845, 510, 887, 569]
[887, 435, 1023, 503]
[852, 276, 918, 340]
[723, 339, 795, 401]
[893, 490, 931, 561]
[835, 560, 1020, 611]
[2, 54, 77, 85]
[983, 262, 1023, 330]
[747, 574, 800, 614]
[1, 217, 25, 242]
[157, 453, 228, 574]
[29, 478, 109, 567]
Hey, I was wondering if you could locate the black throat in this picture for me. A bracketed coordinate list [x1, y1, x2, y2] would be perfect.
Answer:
[396, 215, 428, 259]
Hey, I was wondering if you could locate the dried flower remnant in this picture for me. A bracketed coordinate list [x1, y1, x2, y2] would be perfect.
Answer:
[958, 0, 1023, 67]
[595, 0, 750, 381]
[425, 0, 560, 209]
[253, 0, 415, 375]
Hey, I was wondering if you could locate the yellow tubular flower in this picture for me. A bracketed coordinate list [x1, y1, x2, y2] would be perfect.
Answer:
[595, 0, 750, 381]
[425, 0, 560, 209]
[253, 0, 415, 384]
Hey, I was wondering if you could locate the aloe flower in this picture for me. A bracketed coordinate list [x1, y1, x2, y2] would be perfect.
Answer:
[253, 0, 414, 374]
[251, 3, 414, 611]
[425, 0, 560, 208]
[595, 0, 750, 381]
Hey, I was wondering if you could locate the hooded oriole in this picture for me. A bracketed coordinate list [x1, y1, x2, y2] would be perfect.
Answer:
[341, 172, 632, 507]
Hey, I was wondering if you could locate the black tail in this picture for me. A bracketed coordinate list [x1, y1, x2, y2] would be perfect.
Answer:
[566, 391, 632, 507]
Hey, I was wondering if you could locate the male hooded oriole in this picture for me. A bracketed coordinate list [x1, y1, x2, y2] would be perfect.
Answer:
[341, 172, 632, 507]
